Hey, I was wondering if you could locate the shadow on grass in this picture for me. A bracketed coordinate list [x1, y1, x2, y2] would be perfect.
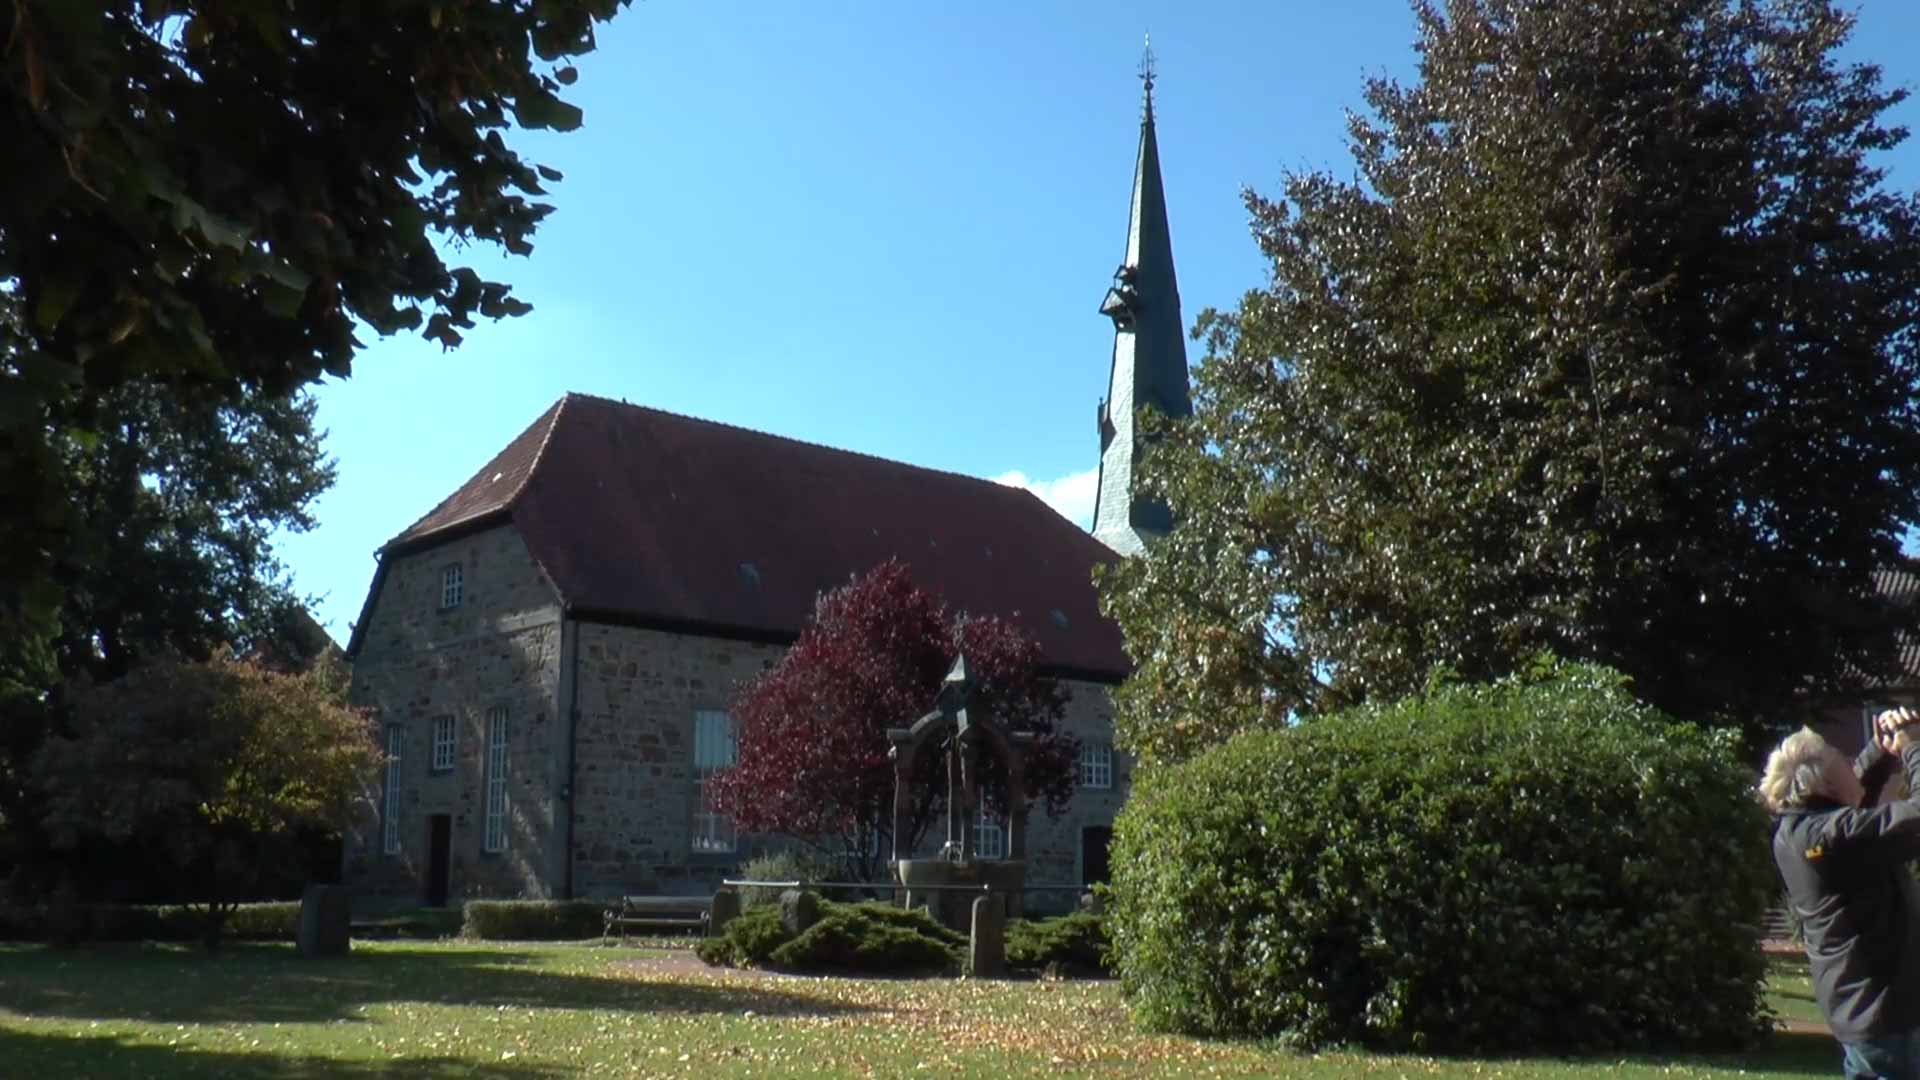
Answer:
[1682, 1029, 1838, 1078]
[0, 943, 878, 1025]
[0, 1027, 568, 1079]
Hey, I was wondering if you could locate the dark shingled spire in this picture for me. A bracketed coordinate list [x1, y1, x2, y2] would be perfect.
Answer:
[1092, 37, 1192, 556]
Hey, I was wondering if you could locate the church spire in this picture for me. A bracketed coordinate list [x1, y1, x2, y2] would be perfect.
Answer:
[1092, 37, 1192, 557]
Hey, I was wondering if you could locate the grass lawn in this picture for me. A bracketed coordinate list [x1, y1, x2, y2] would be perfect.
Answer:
[0, 940, 1841, 1078]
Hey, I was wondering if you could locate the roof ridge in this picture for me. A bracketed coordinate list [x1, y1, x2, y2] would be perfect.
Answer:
[513, 393, 572, 505]
[383, 396, 567, 549]
[563, 391, 1054, 500]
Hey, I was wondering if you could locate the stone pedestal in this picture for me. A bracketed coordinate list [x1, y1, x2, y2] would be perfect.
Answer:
[969, 896, 1005, 977]
[779, 889, 821, 936]
[297, 885, 351, 958]
[709, 889, 740, 937]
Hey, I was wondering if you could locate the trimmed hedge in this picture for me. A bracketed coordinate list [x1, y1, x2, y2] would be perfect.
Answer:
[697, 896, 964, 975]
[461, 900, 606, 941]
[0, 901, 301, 943]
[1107, 659, 1774, 1053]
[1007, 911, 1111, 977]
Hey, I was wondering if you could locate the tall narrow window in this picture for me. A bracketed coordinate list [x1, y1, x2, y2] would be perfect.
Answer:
[431, 716, 456, 772]
[1078, 742, 1114, 790]
[974, 811, 1006, 860]
[483, 706, 508, 853]
[382, 724, 404, 855]
[441, 563, 464, 609]
[692, 709, 737, 853]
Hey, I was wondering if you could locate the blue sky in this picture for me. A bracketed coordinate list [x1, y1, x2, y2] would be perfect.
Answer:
[278, 1, 1920, 647]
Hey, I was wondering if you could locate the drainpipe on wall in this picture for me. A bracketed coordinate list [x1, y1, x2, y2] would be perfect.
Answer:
[559, 611, 581, 899]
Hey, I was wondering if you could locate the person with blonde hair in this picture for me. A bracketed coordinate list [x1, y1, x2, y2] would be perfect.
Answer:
[1769, 708, 1920, 1079]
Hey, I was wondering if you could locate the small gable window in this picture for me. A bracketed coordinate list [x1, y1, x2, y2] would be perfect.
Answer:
[1079, 742, 1114, 790]
[441, 563, 464, 609]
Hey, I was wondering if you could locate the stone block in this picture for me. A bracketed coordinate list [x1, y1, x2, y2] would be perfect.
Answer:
[297, 885, 351, 957]
[779, 889, 821, 937]
[969, 895, 1005, 978]
[710, 889, 741, 936]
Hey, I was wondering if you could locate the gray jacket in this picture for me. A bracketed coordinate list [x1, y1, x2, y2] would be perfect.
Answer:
[1774, 741, 1920, 1042]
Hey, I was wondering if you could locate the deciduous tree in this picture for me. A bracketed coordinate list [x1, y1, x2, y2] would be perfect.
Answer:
[709, 560, 1076, 884]
[33, 652, 379, 947]
[1, 0, 630, 674]
[1103, 0, 1920, 761]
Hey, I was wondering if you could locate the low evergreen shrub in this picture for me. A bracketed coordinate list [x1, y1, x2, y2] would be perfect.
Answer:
[461, 900, 604, 941]
[697, 896, 963, 975]
[1007, 911, 1110, 977]
[1107, 659, 1774, 1053]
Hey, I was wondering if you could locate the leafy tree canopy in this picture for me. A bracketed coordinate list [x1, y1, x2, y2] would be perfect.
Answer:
[0, 0, 629, 667]
[709, 560, 1077, 884]
[32, 651, 380, 945]
[1103, 0, 1920, 763]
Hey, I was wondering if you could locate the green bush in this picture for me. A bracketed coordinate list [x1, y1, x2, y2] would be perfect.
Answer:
[224, 902, 303, 940]
[1007, 911, 1110, 977]
[1107, 659, 1774, 1053]
[737, 850, 841, 908]
[461, 900, 605, 941]
[697, 897, 963, 975]
[0, 901, 302, 943]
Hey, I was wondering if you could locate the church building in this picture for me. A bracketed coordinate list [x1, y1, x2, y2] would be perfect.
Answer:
[340, 68, 1192, 907]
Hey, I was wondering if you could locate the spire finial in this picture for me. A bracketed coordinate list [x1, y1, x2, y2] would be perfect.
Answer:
[1138, 32, 1157, 115]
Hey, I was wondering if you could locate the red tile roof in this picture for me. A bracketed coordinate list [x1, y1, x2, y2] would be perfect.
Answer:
[359, 393, 1130, 681]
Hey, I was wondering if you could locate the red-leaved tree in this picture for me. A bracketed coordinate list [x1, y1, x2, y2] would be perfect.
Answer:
[708, 559, 1076, 883]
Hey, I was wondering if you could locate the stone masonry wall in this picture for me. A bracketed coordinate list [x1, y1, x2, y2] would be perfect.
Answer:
[569, 624, 785, 897]
[344, 524, 565, 905]
[569, 620, 1129, 908]
[1023, 678, 1131, 914]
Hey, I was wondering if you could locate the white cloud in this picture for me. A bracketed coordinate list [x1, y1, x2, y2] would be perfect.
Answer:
[992, 466, 1100, 531]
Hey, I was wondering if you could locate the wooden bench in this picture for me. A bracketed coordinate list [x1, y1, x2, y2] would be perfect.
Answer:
[602, 895, 711, 942]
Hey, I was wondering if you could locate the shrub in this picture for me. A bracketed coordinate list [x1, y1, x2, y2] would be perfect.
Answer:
[1107, 659, 1774, 1053]
[737, 850, 841, 908]
[697, 896, 963, 975]
[0, 901, 302, 943]
[1007, 911, 1110, 977]
[461, 900, 605, 941]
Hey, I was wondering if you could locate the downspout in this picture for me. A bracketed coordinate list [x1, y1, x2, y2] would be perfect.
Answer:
[559, 610, 581, 899]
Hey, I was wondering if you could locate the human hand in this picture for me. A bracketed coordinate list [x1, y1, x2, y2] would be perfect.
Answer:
[1879, 707, 1920, 753]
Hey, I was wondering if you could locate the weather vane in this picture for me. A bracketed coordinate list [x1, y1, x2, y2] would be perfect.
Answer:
[1138, 32, 1157, 93]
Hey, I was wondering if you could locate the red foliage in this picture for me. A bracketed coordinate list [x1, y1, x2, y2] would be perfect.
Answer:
[708, 559, 1074, 875]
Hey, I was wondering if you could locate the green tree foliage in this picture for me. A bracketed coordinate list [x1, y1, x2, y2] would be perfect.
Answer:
[32, 652, 380, 947]
[1101, 0, 1920, 761]
[0, 0, 629, 673]
[49, 382, 335, 683]
[1105, 659, 1774, 1052]
[0, 381, 334, 894]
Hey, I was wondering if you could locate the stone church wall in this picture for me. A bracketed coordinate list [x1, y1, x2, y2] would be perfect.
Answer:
[568, 624, 785, 897]
[343, 524, 566, 905]
[1022, 678, 1131, 913]
[343, 527, 1132, 908]
[567, 620, 1129, 908]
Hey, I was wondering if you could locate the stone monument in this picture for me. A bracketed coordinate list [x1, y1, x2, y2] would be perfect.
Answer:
[887, 655, 1030, 932]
